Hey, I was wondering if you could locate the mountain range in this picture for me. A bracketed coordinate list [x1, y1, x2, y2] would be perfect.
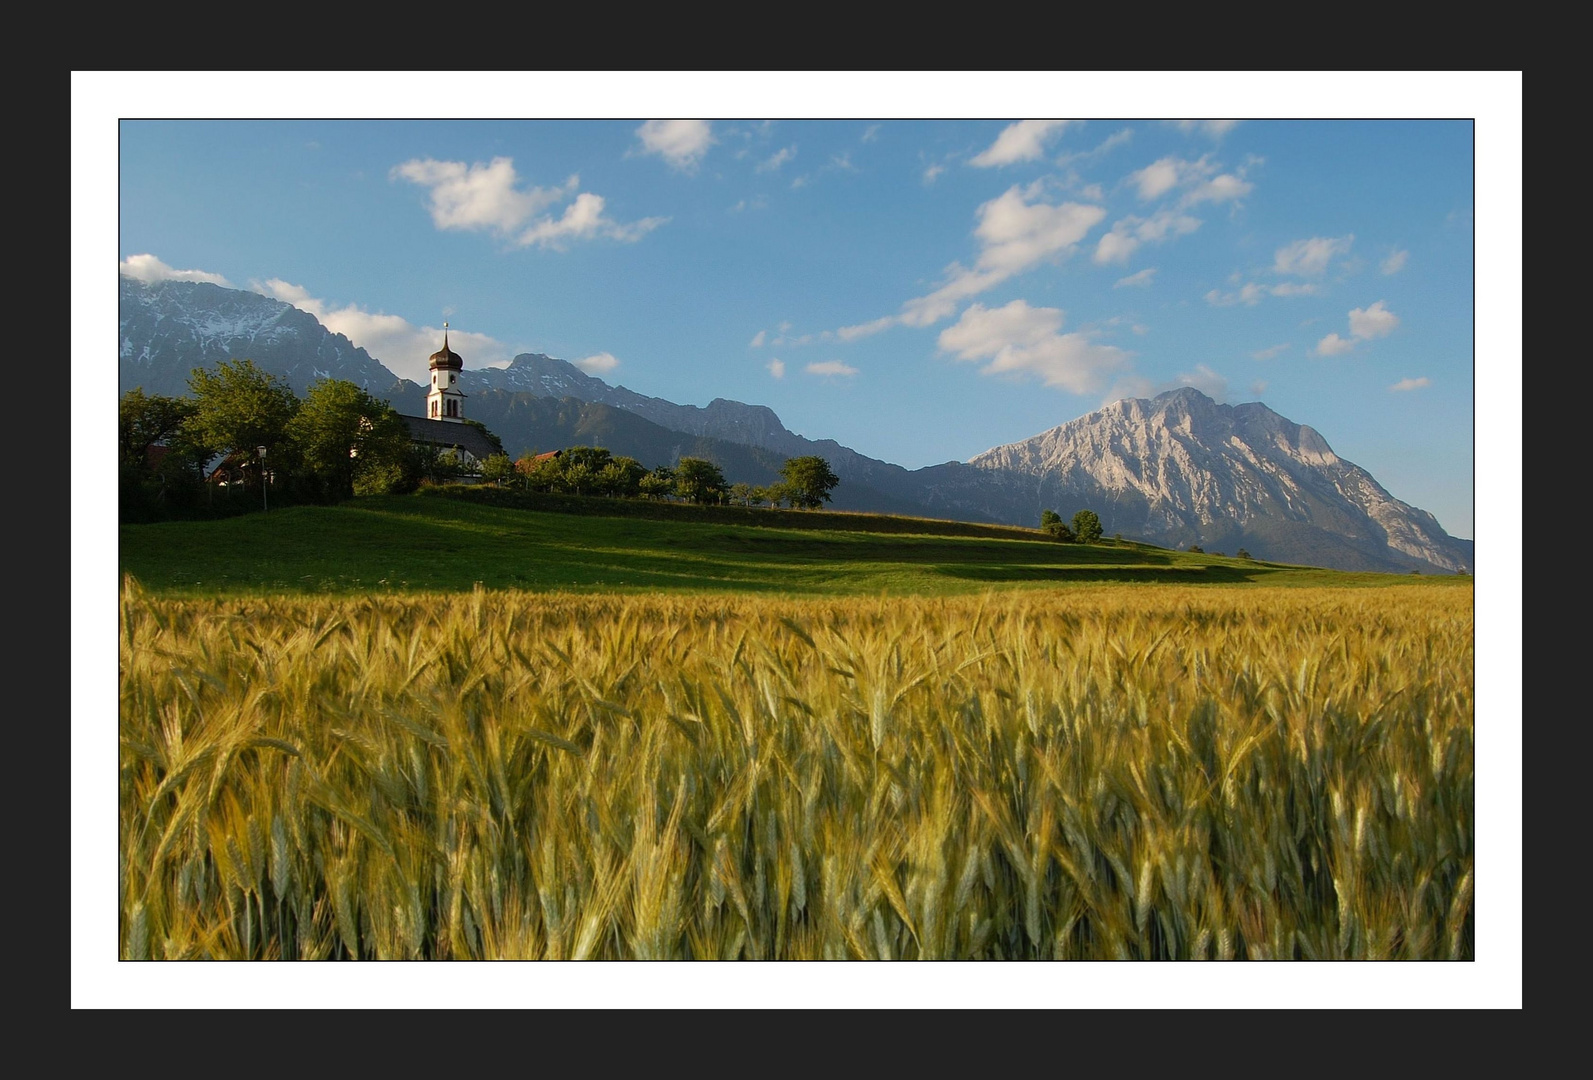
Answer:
[118, 277, 1473, 574]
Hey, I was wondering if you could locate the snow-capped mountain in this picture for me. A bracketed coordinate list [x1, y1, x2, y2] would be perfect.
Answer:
[118, 277, 403, 398]
[953, 387, 1472, 573]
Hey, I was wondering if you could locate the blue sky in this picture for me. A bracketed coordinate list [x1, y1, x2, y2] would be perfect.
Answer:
[98, 80, 1509, 540]
[78, 73, 1521, 1006]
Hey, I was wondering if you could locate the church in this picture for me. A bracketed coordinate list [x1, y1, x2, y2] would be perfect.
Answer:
[397, 324, 503, 469]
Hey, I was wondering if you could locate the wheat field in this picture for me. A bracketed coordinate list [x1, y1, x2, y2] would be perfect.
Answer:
[118, 576, 1473, 960]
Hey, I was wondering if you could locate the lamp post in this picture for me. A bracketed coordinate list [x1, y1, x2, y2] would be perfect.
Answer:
[258, 445, 268, 512]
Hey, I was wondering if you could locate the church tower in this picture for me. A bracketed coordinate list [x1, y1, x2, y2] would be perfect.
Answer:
[426, 323, 466, 422]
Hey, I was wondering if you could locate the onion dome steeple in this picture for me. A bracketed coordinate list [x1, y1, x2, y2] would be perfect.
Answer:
[426, 321, 467, 422]
[429, 325, 464, 372]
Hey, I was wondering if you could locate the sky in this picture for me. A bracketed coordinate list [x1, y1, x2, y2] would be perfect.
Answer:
[77, 73, 1521, 1006]
[105, 88, 1492, 541]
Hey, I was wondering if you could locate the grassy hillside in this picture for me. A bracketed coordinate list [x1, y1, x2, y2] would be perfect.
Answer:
[118, 489, 1471, 599]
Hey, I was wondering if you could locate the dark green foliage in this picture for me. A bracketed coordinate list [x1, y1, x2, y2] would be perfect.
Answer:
[1189, 545, 1204, 554]
[119, 388, 209, 519]
[675, 457, 729, 504]
[1236, 547, 1252, 560]
[1040, 508, 1075, 542]
[288, 379, 413, 501]
[638, 465, 676, 500]
[186, 359, 299, 464]
[780, 455, 841, 509]
[1071, 509, 1104, 544]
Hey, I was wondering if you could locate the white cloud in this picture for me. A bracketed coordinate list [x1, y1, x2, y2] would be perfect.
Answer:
[1205, 283, 1267, 307]
[922, 163, 946, 185]
[634, 120, 713, 170]
[970, 120, 1075, 167]
[861, 124, 881, 143]
[1251, 343, 1290, 361]
[757, 146, 796, 173]
[391, 157, 573, 233]
[119, 254, 229, 286]
[1390, 376, 1431, 392]
[1095, 229, 1139, 265]
[1174, 120, 1240, 137]
[255, 278, 511, 383]
[1207, 281, 1315, 306]
[392, 158, 664, 250]
[1316, 333, 1356, 356]
[728, 196, 767, 213]
[1128, 157, 1183, 201]
[938, 299, 1129, 394]
[749, 330, 766, 348]
[1348, 300, 1399, 340]
[837, 316, 896, 342]
[1182, 172, 1253, 206]
[573, 352, 619, 374]
[1056, 128, 1133, 168]
[843, 186, 1105, 339]
[1382, 249, 1410, 275]
[805, 360, 858, 377]
[1274, 235, 1354, 277]
[1251, 379, 1269, 396]
[517, 193, 668, 251]
[1114, 268, 1157, 288]
[767, 359, 785, 379]
[1094, 209, 1201, 264]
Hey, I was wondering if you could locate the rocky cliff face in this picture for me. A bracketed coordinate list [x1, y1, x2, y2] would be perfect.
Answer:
[118, 278, 401, 398]
[963, 387, 1472, 573]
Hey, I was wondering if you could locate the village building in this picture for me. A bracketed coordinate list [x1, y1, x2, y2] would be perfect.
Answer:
[396, 324, 502, 470]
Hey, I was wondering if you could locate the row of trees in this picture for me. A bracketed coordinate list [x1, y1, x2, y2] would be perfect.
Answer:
[121, 358, 843, 520]
[120, 360, 496, 520]
[1040, 508, 1105, 544]
[486, 446, 841, 509]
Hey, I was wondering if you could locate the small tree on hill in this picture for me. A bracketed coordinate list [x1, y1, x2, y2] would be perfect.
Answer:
[1039, 508, 1074, 541]
[1071, 509, 1104, 544]
[780, 456, 840, 509]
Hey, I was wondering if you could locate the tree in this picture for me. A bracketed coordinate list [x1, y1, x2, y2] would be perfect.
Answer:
[515, 453, 561, 493]
[480, 453, 516, 487]
[638, 465, 676, 500]
[729, 482, 754, 507]
[187, 359, 299, 463]
[1236, 547, 1252, 560]
[1039, 508, 1074, 541]
[1071, 509, 1103, 544]
[674, 457, 728, 504]
[780, 456, 840, 509]
[287, 379, 412, 500]
[598, 456, 646, 499]
[119, 388, 206, 517]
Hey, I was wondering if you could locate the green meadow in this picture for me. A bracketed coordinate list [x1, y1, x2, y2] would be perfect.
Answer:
[118, 490, 1465, 598]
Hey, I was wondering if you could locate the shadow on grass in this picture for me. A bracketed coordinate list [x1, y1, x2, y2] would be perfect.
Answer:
[935, 563, 1269, 584]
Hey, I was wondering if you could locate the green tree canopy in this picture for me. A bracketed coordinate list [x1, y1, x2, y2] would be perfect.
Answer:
[1039, 508, 1074, 541]
[287, 379, 412, 500]
[120, 388, 197, 468]
[1071, 509, 1104, 544]
[780, 455, 840, 509]
[674, 457, 728, 504]
[186, 359, 300, 472]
